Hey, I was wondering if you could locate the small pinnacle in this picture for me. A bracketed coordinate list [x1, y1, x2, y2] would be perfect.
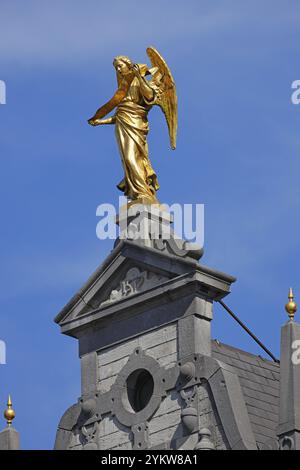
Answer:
[4, 395, 15, 426]
[285, 287, 297, 321]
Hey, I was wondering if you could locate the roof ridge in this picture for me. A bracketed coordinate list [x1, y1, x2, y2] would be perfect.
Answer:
[211, 339, 279, 366]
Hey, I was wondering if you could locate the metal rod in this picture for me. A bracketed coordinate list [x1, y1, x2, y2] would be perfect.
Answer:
[218, 300, 279, 363]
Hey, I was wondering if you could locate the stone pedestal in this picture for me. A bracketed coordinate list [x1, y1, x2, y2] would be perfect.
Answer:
[0, 427, 20, 450]
[277, 320, 300, 450]
[54, 207, 239, 450]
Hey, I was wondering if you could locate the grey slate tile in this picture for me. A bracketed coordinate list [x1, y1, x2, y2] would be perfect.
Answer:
[211, 340, 280, 446]
[247, 405, 278, 423]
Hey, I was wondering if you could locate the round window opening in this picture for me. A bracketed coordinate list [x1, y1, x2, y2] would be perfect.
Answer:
[124, 369, 154, 413]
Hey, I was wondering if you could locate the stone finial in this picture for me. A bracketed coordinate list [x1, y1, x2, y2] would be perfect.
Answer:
[285, 288, 297, 321]
[194, 428, 215, 450]
[0, 396, 20, 450]
[277, 299, 300, 448]
[4, 395, 15, 427]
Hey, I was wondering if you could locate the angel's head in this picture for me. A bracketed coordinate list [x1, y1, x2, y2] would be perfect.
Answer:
[113, 56, 133, 77]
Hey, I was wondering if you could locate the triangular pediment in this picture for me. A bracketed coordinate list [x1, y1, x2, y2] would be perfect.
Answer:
[55, 240, 196, 328]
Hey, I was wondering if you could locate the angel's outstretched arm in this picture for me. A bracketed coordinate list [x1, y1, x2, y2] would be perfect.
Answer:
[87, 90, 123, 125]
[88, 79, 130, 125]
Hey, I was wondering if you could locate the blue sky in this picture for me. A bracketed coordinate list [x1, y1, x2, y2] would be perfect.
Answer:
[0, 0, 299, 449]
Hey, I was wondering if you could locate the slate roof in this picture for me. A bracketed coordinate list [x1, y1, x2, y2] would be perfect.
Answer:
[212, 340, 280, 449]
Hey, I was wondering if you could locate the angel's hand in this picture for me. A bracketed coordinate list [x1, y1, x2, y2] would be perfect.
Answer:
[88, 116, 116, 126]
[88, 118, 102, 126]
[131, 64, 141, 77]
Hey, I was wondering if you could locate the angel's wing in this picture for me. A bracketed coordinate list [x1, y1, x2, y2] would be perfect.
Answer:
[146, 47, 177, 150]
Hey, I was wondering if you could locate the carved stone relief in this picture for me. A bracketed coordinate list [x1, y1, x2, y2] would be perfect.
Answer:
[101, 267, 169, 307]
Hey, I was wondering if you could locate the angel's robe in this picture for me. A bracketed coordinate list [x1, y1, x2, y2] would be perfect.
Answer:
[115, 76, 160, 204]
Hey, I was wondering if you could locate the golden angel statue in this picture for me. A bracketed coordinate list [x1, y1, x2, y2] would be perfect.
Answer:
[88, 47, 177, 206]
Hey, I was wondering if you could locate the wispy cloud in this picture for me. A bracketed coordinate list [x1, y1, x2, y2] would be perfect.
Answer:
[1, 0, 299, 66]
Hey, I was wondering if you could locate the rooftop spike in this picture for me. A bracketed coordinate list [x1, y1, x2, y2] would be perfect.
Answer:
[285, 287, 297, 321]
[4, 395, 15, 427]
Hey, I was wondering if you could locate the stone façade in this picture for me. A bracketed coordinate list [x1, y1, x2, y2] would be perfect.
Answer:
[53, 210, 300, 451]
